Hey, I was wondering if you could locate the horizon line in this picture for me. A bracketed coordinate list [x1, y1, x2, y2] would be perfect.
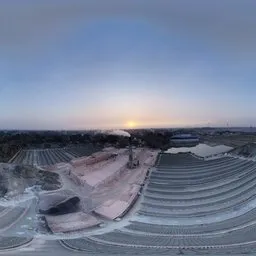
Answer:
[1, 126, 256, 132]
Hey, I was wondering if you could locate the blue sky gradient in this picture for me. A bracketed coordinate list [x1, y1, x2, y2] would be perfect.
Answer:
[1, 0, 256, 129]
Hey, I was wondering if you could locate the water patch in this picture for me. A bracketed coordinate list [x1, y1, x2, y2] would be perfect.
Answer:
[166, 143, 233, 157]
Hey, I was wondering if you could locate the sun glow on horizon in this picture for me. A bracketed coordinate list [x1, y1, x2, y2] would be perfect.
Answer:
[126, 121, 137, 128]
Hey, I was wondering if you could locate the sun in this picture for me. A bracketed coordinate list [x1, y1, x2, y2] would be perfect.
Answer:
[127, 121, 137, 128]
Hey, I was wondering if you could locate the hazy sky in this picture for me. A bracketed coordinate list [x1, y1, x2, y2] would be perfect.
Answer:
[1, 0, 256, 129]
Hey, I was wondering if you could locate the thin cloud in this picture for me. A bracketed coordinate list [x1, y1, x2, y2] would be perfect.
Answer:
[0, 0, 256, 58]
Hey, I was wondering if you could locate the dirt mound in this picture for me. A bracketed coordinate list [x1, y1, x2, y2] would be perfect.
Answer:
[0, 164, 62, 197]
[39, 192, 80, 215]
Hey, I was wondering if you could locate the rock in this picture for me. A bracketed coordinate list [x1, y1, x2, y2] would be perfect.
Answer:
[0, 165, 62, 198]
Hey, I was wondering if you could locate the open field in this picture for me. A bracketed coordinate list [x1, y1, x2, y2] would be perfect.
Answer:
[8, 145, 100, 166]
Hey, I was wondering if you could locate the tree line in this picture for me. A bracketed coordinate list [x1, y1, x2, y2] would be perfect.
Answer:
[0, 130, 173, 162]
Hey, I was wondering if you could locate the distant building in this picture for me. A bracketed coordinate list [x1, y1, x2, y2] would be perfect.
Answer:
[170, 134, 199, 146]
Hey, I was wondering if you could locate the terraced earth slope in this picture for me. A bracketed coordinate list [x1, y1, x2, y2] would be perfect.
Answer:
[62, 153, 256, 255]
[9, 145, 101, 166]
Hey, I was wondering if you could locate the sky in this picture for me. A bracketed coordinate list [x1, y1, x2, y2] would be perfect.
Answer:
[0, 0, 256, 130]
